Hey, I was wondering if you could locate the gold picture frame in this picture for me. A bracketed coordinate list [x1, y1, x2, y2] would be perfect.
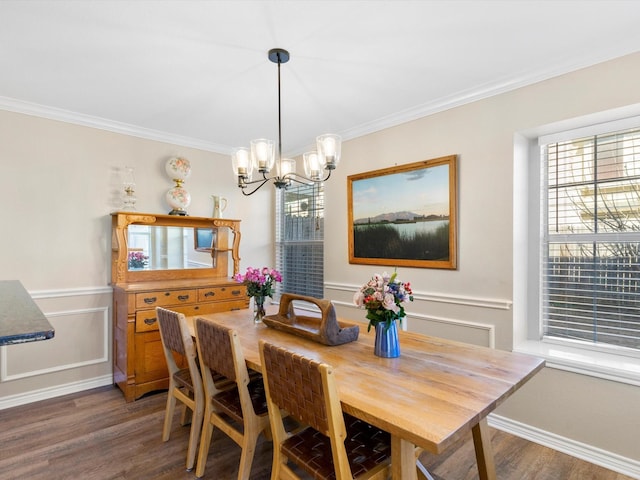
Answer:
[348, 155, 457, 269]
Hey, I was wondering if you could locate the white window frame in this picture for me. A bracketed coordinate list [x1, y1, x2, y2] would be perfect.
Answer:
[514, 106, 640, 387]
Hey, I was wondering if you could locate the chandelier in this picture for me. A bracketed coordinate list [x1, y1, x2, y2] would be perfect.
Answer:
[231, 48, 342, 196]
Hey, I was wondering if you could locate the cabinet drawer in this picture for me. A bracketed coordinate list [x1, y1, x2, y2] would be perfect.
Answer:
[135, 289, 196, 309]
[135, 299, 248, 332]
[182, 298, 249, 316]
[198, 285, 245, 302]
[136, 309, 161, 332]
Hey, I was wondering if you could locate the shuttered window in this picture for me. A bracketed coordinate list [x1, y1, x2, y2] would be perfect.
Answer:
[274, 183, 324, 300]
[542, 127, 640, 352]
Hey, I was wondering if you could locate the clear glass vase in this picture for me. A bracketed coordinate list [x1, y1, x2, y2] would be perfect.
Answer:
[253, 295, 266, 323]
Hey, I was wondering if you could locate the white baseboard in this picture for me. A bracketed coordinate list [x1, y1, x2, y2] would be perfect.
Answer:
[0, 374, 114, 410]
[488, 413, 640, 479]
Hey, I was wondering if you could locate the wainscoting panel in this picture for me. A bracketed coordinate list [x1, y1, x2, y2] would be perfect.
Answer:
[405, 312, 495, 348]
[1, 306, 109, 382]
[332, 300, 495, 348]
[0, 286, 113, 409]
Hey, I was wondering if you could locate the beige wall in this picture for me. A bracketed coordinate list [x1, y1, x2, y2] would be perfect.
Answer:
[0, 111, 275, 402]
[1, 51, 639, 469]
[326, 52, 640, 464]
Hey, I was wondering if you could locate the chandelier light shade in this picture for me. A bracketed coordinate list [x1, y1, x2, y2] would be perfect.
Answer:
[303, 151, 322, 180]
[231, 48, 342, 195]
[231, 147, 252, 179]
[316, 133, 342, 170]
[251, 138, 275, 172]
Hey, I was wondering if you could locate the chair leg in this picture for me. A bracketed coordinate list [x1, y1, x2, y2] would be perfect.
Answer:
[195, 410, 215, 478]
[237, 429, 260, 480]
[185, 401, 204, 471]
[162, 388, 177, 442]
[180, 389, 194, 426]
[270, 445, 286, 480]
[180, 403, 191, 426]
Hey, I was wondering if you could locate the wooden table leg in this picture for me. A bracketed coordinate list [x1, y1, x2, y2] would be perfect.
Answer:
[391, 435, 418, 480]
[472, 418, 497, 480]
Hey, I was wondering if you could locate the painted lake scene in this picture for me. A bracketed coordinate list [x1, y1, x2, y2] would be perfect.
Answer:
[348, 157, 456, 268]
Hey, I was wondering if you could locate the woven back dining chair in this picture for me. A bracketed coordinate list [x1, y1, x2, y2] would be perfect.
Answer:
[156, 307, 204, 472]
[259, 339, 392, 480]
[194, 317, 271, 480]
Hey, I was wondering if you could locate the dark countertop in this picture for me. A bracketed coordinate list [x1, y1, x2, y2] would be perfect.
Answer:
[0, 280, 55, 346]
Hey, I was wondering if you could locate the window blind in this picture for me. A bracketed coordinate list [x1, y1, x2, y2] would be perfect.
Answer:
[542, 127, 640, 352]
[275, 183, 324, 300]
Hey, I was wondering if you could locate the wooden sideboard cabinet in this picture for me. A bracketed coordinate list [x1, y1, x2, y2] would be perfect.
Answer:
[111, 212, 248, 402]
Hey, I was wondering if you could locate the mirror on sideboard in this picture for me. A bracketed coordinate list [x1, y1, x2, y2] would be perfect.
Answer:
[111, 212, 241, 284]
[127, 225, 213, 271]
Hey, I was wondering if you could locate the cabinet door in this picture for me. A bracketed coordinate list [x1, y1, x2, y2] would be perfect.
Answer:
[133, 331, 169, 384]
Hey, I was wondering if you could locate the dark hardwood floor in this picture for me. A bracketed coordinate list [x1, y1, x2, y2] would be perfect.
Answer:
[0, 385, 633, 479]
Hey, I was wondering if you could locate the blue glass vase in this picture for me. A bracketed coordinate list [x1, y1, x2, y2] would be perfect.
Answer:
[374, 320, 400, 358]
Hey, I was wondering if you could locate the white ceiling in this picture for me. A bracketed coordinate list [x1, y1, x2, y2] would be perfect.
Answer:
[2, 1, 640, 156]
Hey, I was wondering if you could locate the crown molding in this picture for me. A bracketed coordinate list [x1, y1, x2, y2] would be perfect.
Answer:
[339, 50, 639, 142]
[0, 96, 231, 154]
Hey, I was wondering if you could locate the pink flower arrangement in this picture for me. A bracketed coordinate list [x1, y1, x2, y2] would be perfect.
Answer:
[128, 251, 148, 269]
[233, 266, 282, 299]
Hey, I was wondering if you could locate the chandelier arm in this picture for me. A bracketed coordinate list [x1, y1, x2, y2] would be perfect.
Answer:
[239, 171, 271, 186]
[240, 177, 272, 196]
[281, 170, 332, 185]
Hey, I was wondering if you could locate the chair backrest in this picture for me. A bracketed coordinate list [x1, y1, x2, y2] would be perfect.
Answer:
[260, 340, 339, 438]
[157, 307, 199, 382]
[261, 340, 362, 479]
[157, 307, 187, 355]
[195, 317, 241, 383]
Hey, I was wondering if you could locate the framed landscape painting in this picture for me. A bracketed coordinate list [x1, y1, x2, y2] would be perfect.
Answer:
[348, 155, 457, 269]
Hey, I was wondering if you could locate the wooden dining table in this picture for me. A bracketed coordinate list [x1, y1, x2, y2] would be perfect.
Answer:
[188, 307, 544, 480]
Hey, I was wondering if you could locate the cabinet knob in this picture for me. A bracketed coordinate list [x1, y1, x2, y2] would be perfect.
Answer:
[143, 297, 157, 304]
[177, 295, 190, 301]
[231, 290, 242, 296]
[204, 291, 215, 298]
[144, 317, 157, 325]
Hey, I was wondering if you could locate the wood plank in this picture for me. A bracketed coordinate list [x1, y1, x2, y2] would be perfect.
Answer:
[0, 386, 633, 480]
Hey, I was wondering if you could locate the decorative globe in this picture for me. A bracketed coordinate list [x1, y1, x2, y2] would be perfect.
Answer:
[165, 156, 192, 181]
[166, 185, 191, 215]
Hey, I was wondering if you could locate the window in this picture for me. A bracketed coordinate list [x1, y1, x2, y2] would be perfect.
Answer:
[274, 183, 324, 300]
[541, 127, 640, 353]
